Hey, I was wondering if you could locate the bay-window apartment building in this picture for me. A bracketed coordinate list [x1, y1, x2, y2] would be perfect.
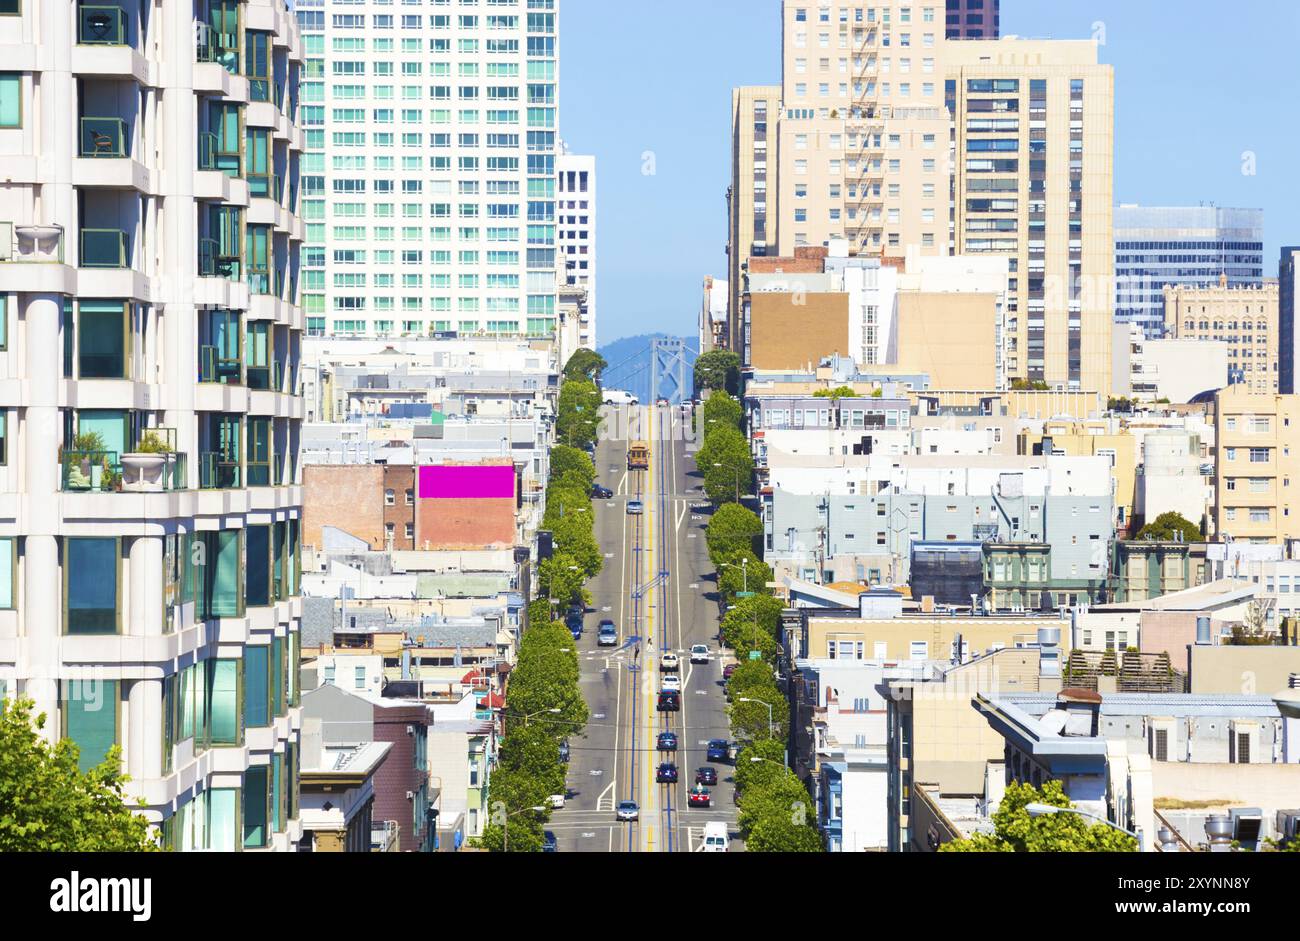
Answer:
[295, 0, 560, 341]
[0, 0, 306, 850]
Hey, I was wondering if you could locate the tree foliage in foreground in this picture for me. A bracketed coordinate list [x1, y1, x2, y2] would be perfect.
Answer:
[941, 780, 1138, 853]
[0, 698, 157, 852]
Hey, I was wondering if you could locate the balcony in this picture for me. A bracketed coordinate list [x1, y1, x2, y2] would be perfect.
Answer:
[199, 344, 243, 385]
[61, 450, 122, 493]
[199, 452, 241, 490]
[198, 133, 242, 176]
[79, 228, 128, 268]
[77, 5, 128, 46]
[247, 360, 283, 392]
[62, 447, 189, 493]
[80, 117, 128, 158]
[198, 238, 241, 279]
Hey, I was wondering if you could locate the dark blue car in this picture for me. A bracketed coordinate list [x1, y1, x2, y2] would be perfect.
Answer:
[707, 739, 730, 762]
[542, 831, 558, 853]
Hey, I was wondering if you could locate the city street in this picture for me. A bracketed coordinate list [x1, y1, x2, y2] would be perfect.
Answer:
[547, 405, 741, 852]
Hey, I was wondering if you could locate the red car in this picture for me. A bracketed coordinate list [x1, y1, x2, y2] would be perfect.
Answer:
[723, 664, 738, 680]
[689, 787, 712, 808]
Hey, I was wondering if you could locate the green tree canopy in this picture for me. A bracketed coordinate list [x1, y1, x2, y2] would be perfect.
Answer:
[705, 504, 763, 564]
[736, 771, 811, 836]
[548, 512, 601, 580]
[477, 767, 550, 853]
[549, 445, 596, 490]
[813, 386, 858, 400]
[718, 551, 774, 602]
[1136, 511, 1202, 543]
[747, 813, 825, 852]
[537, 552, 591, 609]
[556, 379, 602, 450]
[697, 425, 754, 506]
[563, 348, 607, 383]
[701, 391, 743, 432]
[728, 684, 789, 744]
[0, 698, 157, 852]
[733, 739, 787, 793]
[694, 350, 741, 396]
[941, 781, 1139, 853]
[727, 660, 777, 698]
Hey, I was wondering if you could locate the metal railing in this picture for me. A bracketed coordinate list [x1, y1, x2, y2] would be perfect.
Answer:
[199, 344, 243, 385]
[0, 223, 64, 263]
[196, 31, 240, 72]
[199, 451, 241, 490]
[198, 132, 241, 175]
[79, 117, 127, 158]
[77, 5, 127, 46]
[79, 228, 128, 268]
[61, 451, 121, 492]
[246, 360, 284, 392]
[198, 238, 241, 279]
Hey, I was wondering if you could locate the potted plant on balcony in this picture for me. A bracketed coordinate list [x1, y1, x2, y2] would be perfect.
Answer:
[61, 431, 107, 491]
[121, 431, 172, 493]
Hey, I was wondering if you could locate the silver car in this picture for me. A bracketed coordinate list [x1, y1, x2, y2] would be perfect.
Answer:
[627, 501, 644, 516]
[616, 800, 639, 822]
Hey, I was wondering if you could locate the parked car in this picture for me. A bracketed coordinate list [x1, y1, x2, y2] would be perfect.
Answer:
[616, 800, 639, 822]
[656, 762, 678, 784]
[657, 691, 680, 712]
[657, 731, 678, 752]
[558, 740, 570, 763]
[660, 651, 680, 672]
[549, 792, 566, 809]
[689, 787, 712, 808]
[722, 663, 738, 681]
[690, 644, 710, 664]
[695, 766, 718, 786]
[627, 500, 644, 516]
[592, 483, 614, 499]
[542, 831, 558, 853]
[706, 739, 731, 762]
[598, 621, 619, 647]
[566, 613, 583, 640]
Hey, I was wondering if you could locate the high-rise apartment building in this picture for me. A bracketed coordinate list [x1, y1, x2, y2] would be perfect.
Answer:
[1281, 246, 1300, 394]
[1114, 205, 1265, 339]
[727, 85, 780, 348]
[557, 147, 595, 349]
[945, 0, 999, 39]
[777, 1, 950, 261]
[1164, 279, 1278, 394]
[0, 0, 306, 849]
[1214, 385, 1300, 544]
[946, 40, 1115, 393]
[296, 0, 560, 342]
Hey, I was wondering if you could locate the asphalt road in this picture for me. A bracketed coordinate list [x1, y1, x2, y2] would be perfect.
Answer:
[547, 405, 741, 853]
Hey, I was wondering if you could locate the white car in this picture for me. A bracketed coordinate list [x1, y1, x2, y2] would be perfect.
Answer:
[690, 644, 710, 664]
[702, 822, 730, 852]
[603, 390, 638, 407]
[660, 651, 680, 672]
[549, 792, 566, 809]
[660, 674, 682, 693]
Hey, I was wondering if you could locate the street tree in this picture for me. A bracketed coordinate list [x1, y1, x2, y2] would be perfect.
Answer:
[549, 445, 596, 490]
[537, 552, 590, 609]
[694, 350, 741, 396]
[496, 723, 566, 797]
[717, 551, 773, 601]
[696, 425, 754, 506]
[701, 391, 743, 432]
[737, 773, 812, 836]
[0, 698, 158, 852]
[728, 686, 789, 743]
[705, 504, 763, 564]
[563, 348, 607, 383]
[941, 781, 1138, 853]
[733, 739, 787, 793]
[747, 813, 825, 852]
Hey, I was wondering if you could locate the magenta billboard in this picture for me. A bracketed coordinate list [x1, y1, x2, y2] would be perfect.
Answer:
[417, 464, 515, 500]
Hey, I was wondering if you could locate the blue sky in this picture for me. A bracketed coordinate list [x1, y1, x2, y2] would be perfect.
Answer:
[560, 0, 1300, 344]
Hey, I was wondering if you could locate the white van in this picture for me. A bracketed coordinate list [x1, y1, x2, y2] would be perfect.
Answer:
[701, 822, 730, 853]
[602, 389, 639, 407]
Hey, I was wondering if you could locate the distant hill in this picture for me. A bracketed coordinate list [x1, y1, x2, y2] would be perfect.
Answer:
[597, 334, 699, 404]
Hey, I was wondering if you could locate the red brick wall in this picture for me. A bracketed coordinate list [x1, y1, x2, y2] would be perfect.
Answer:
[415, 497, 515, 550]
[303, 465, 386, 550]
[383, 465, 417, 551]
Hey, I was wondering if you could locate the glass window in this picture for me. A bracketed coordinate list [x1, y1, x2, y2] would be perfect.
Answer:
[64, 537, 119, 634]
[77, 300, 129, 378]
[0, 411, 6, 466]
[243, 766, 269, 848]
[199, 530, 243, 620]
[63, 679, 118, 773]
[0, 73, 19, 128]
[245, 524, 271, 607]
[244, 645, 270, 729]
[0, 295, 7, 349]
[206, 659, 242, 746]
[0, 536, 12, 609]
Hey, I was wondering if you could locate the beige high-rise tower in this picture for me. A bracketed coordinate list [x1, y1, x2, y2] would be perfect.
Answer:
[946, 40, 1115, 393]
[776, 1, 951, 261]
[728, 85, 781, 349]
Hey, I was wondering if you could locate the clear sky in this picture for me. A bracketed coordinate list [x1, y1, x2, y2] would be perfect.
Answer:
[559, 0, 1300, 344]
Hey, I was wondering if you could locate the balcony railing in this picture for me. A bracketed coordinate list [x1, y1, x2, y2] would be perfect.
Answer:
[80, 228, 128, 268]
[199, 451, 241, 490]
[196, 29, 239, 72]
[77, 5, 127, 46]
[61, 451, 121, 492]
[199, 345, 243, 385]
[246, 360, 285, 392]
[80, 117, 127, 158]
[247, 268, 285, 297]
[0, 223, 64, 263]
[198, 238, 241, 279]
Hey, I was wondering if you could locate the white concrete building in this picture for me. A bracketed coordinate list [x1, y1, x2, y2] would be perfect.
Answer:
[557, 146, 595, 349]
[1135, 430, 1213, 534]
[295, 0, 560, 341]
[0, 0, 307, 849]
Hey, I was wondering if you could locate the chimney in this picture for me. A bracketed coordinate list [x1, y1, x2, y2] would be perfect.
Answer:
[1056, 688, 1102, 737]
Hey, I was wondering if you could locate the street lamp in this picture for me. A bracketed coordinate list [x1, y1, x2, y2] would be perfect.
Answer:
[517, 707, 562, 728]
[712, 462, 746, 504]
[1024, 803, 1144, 849]
[501, 804, 548, 853]
[721, 557, 748, 594]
